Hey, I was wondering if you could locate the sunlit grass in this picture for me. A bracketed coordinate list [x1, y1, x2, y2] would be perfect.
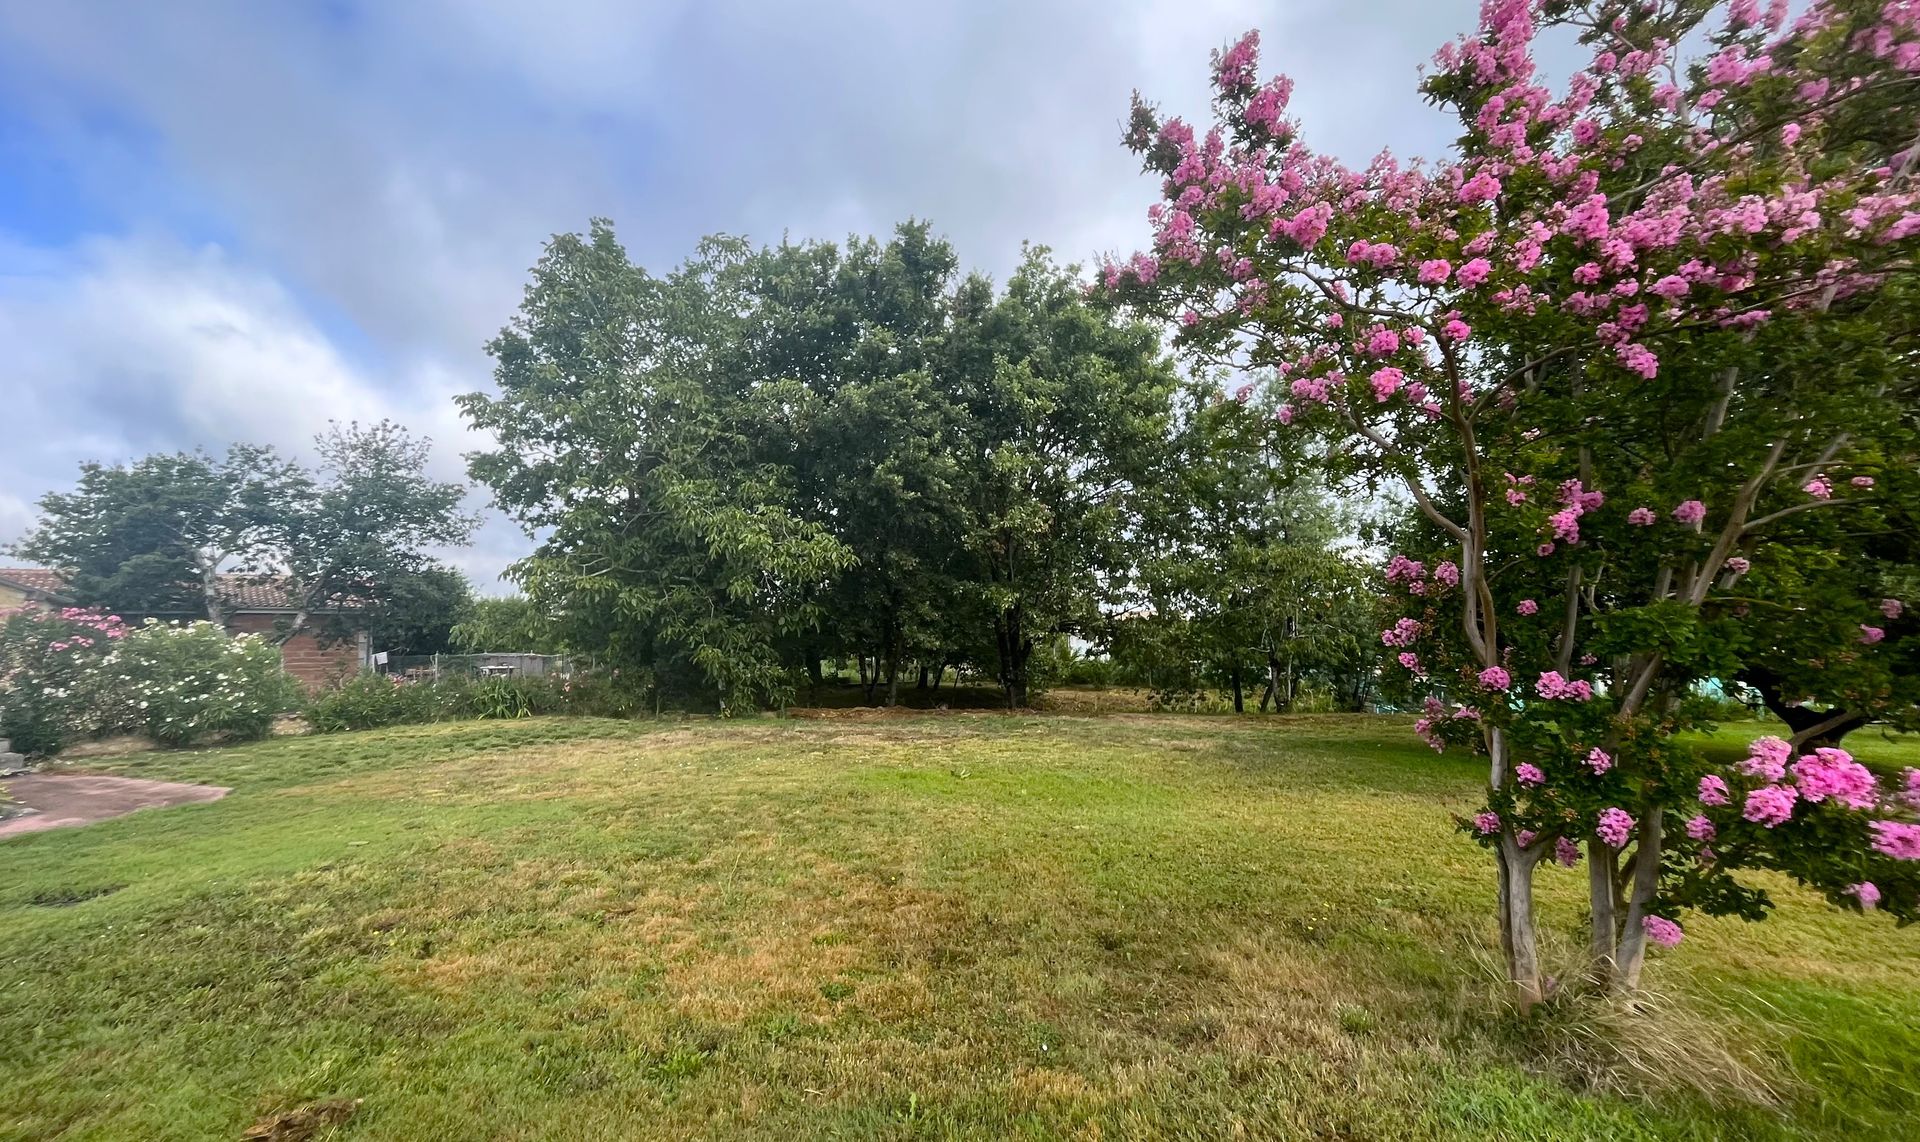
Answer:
[1, 714, 1915, 1139]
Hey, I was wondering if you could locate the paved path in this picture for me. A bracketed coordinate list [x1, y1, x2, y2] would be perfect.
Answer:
[0, 774, 230, 839]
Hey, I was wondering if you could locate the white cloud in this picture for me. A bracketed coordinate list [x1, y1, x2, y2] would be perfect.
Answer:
[0, 235, 522, 589]
[0, 0, 1522, 591]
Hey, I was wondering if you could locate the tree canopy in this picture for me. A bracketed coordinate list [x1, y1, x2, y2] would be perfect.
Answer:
[461, 221, 1282, 710]
[14, 421, 476, 645]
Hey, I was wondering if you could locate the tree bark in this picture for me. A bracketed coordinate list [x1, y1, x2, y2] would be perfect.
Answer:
[1588, 836, 1619, 976]
[1613, 808, 1666, 993]
[1739, 667, 1870, 749]
[995, 610, 1031, 709]
[1498, 837, 1547, 1011]
[885, 619, 901, 708]
[1485, 727, 1547, 1009]
[1230, 664, 1244, 713]
[193, 550, 228, 629]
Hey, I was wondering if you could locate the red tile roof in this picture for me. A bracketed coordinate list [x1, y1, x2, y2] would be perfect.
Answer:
[0, 568, 69, 599]
[0, 569, 355, 613]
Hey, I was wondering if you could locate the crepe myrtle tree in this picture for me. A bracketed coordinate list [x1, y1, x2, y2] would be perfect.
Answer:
[1104, 0, 1920, 1005]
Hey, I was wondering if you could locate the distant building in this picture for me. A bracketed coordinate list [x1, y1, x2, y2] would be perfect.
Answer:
[0, 568, 369, 689]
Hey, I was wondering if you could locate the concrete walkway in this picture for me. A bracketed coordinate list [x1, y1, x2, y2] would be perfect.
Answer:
[0, 774, 230, 839]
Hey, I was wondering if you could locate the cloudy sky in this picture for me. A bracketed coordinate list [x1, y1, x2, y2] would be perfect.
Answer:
[0, 0, 1493, 591]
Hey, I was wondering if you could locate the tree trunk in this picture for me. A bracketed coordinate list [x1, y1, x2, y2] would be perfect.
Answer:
[266, 607, 311, 648]
[1497, 837, 1547, 1011]
[1612, 808, 1666, 993]
[1487, 727, 1547, 1009]
[995, 612, 1031, 709]
[805, 649, 823, 700]
[1740, 668, 1870, 749]
[1588, 837, 1619, 976]
[1230, 664, 1244, 713]
[194, 551, 228, 629]
[932, 661, 946, 691]
[916, 664, 928, 690]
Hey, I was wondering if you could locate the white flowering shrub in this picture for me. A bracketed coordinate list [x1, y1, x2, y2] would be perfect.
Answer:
[106, 621, 299, 748]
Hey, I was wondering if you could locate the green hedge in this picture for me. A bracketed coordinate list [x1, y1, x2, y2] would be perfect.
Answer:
[304, 671, 648, 733]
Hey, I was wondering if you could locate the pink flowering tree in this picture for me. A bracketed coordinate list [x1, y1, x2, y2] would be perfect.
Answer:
[1105, 0, 1920, 1004]
[0, 606, 131, 756]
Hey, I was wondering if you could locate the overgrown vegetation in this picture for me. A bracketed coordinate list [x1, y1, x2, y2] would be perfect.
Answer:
[0, 609, 297, 755]
[460, 225, 1374, 713]
[303, 672, 648, 733]
[1, 715, 1914, 1139]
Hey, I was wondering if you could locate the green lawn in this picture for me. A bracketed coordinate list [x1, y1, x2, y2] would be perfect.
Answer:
[2, 714, 1916, 1140]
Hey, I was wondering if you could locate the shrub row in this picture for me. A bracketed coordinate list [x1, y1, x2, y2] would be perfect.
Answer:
[0, 609, 298, 755]
[303, 671, 647, 733]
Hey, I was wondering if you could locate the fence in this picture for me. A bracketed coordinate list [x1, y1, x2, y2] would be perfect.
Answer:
[379, 653, 574, 681]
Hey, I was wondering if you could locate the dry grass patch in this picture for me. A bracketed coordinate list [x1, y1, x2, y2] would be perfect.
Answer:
[2, 714, 1916, 1140]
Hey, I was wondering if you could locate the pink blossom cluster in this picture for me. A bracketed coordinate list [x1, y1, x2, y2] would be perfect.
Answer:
[1477, 665, 1511, 691]
[53, 608, 130, 640]
[1596, 807, 1635, 848]
[1792, 747, 1879, 809]
[1869, 821, 1920, 861]
[1740, 736, 1793, 782]
[1534, 671, 1593, 701]
[1380, 617, 1422, 647]
[1413, 697, 1479, 752]
[1699, 774, 1731, 806]
[1743, 783, 1799, 827]
[1642, 915, 1684, 948]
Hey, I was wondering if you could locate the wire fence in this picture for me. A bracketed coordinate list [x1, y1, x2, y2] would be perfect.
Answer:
[379, 653, 575, 681]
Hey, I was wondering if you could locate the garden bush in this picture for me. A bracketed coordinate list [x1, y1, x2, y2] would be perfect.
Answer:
[304, 671, 632, 733]
[106, 621, 299, 747]
[305, 673, 446, 733]
[0, 608, 127, 756]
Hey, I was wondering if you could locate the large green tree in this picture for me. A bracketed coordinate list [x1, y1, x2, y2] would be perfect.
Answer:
[1124, 378, 1376, 712]
[466, 223, 1185, 711]
[15, 422, 474, 645]
[461, 224, 850, 711]
[945, 249, 1180, 708]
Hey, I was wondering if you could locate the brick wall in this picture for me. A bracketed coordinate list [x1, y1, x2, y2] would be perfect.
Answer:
[228, 613, 365, 690]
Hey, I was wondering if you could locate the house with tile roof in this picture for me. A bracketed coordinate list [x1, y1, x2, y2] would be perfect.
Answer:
[0, 568, 369, 689]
